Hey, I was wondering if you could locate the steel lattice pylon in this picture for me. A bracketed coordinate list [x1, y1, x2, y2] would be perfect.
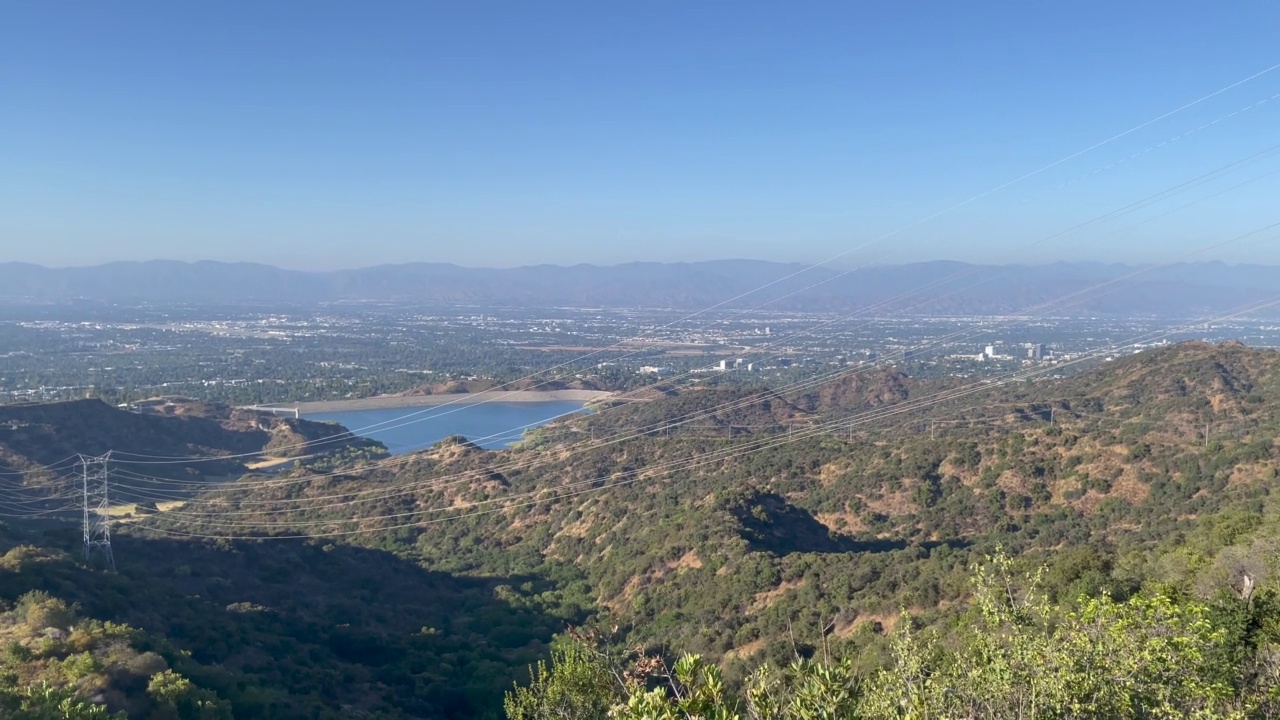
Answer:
[80, 452, 116, 572]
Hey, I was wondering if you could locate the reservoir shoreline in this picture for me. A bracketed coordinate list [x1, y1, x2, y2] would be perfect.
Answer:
[276, 389, 612, 414]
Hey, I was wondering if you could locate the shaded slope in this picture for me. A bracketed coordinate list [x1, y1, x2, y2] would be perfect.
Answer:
[0, 399, 376, 477]
[0, 523, 576, 719]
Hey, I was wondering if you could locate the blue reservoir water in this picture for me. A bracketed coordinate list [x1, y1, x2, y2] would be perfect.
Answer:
[307, 401, 587, 454]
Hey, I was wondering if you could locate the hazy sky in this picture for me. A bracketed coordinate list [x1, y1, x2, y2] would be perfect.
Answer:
[4, 1, 1280, 269]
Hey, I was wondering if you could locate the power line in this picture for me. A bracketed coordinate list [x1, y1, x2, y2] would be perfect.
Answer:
[103, 212, 1280, 518]
[80, 452, 116, 572]
[21, 287, 1275, 539]
[110, 135, 1280, 476]
[123, 294, 1280, 536]
[98, 65, 1280, 466]
[3, 67, 1276, 530]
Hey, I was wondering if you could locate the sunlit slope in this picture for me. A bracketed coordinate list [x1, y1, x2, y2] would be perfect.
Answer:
[153, 342, 1280, 668]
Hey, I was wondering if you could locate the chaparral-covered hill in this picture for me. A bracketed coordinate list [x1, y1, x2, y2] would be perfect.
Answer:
[4, 342, 1280, 718]
[149, 342, 1280, 672]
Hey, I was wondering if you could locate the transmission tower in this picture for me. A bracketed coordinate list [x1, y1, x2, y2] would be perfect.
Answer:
[80, 452, 116, 572]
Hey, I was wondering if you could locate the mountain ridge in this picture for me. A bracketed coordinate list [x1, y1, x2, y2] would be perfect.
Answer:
[3, 259, 1279, 316]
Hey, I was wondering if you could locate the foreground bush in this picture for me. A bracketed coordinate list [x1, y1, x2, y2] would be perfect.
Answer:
[507, 553, 1280, 719]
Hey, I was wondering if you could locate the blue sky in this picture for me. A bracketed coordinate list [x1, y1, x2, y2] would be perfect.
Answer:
[4, 1, 1280, 269]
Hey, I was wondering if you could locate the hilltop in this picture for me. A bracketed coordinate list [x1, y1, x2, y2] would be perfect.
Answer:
[0, 398, 381, 481]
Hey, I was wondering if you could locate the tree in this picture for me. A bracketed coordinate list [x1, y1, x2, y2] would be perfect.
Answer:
[505, 635, 618, 720]
[611, 655, 738, 720]
[508, 551, 1278, 719]
[0, 682, 124, 720]
[146, 671, 232, 720]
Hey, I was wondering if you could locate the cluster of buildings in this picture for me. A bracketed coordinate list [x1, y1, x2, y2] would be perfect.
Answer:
[979, 342, 1048, 361]
[942, 342, 1050, 364]
[637, 365, 671, 375]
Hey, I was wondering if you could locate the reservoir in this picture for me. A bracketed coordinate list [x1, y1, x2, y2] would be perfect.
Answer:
[306, 400, 588, 454]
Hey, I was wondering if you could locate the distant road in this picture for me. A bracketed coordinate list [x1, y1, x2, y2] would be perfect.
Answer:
[273, 389, 614, 414]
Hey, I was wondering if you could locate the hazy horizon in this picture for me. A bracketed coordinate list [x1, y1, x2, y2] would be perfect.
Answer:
[6, 256, 1280, 274]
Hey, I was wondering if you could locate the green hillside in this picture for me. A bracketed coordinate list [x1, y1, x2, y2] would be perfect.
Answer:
[5, 342, 1280, 717]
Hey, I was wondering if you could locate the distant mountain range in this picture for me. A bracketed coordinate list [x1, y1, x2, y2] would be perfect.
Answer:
[1, 259, 1277, 317]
